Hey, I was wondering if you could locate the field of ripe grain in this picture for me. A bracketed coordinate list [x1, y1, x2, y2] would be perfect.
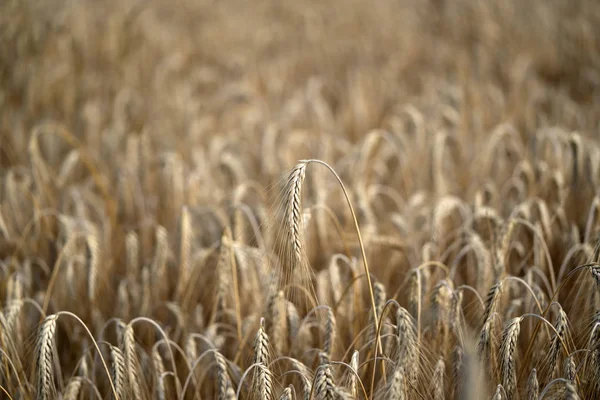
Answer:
[2, 0, 600, 399]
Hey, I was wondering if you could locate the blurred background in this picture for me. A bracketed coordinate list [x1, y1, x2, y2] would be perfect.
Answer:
[1, 0, 599, 166]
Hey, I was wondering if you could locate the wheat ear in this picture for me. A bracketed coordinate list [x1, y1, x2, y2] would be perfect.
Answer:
[216, 350, 232, 400]
[253, 318, 273, 400]
[110, 345, 127, 400]
[153, 346, 167, 400]
[123, 324, 143, 399]
[500, 317, 522, 399]
[279, 385, 293, 400]
[283, 162, 308, 274]
[547, 307, 568, 377]
[36, 314, 58, 400]
[387, 366, 406, 400]
[323, 306, 336, 359]
[431, 358, 445, 400]
[492, 384, 503, 399]
[526, 368, 538, 400]
[63, 376, 83, 400]
[313, 362, 335, 400]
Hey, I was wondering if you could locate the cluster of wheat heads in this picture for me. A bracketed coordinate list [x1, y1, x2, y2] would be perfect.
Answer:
[2, 0, 600, 399]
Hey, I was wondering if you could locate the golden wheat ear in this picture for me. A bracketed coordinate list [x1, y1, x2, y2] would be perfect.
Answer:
[278, 159, 380, 329]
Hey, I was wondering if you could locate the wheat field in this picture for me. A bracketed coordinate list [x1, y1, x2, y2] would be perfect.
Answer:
[2, 0, 600, 399]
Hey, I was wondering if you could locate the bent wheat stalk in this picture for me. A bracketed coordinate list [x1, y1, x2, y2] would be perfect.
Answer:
[283, 159, 383, 391]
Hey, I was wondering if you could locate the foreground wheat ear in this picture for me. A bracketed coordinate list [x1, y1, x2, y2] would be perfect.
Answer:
[280, 159, 383, 387]
[35, 312, 118, 400]
[282, 159, 378, 318]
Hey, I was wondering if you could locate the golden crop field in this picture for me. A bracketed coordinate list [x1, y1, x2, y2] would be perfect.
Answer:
[1, 0, 600, 399]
